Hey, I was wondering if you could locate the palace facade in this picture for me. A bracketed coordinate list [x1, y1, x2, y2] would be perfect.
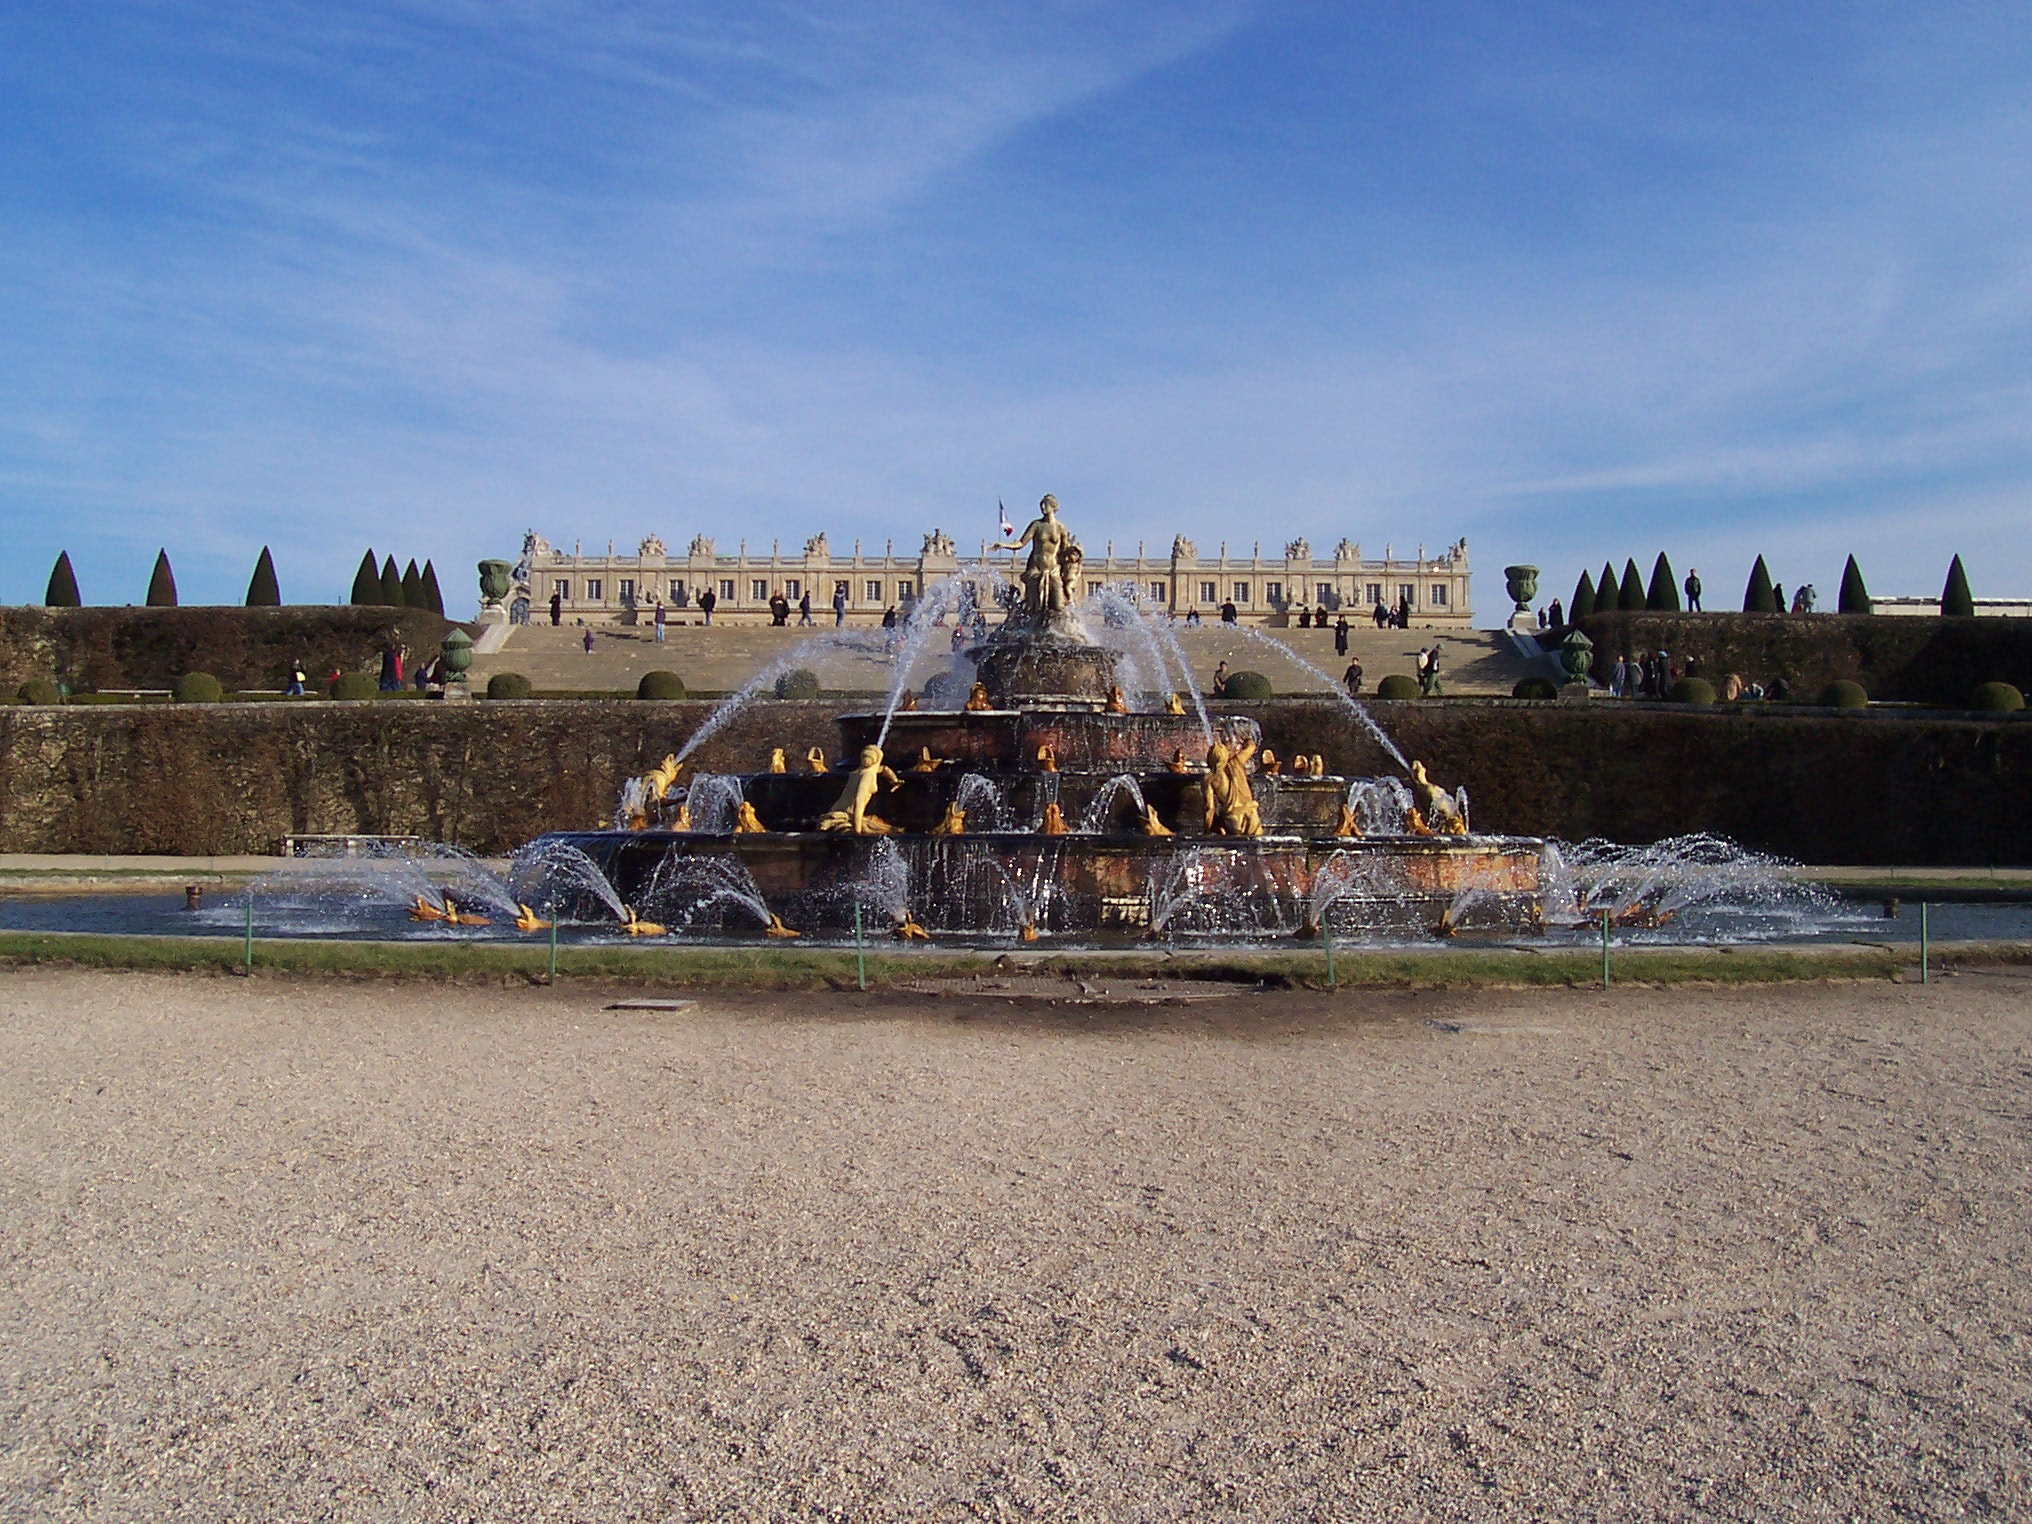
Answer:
[506, 530, 1475, 628]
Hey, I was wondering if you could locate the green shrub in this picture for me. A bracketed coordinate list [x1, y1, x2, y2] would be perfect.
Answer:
[1941, 555, 1975, 618]
[1743, 554, 1777, 613]
[1971, 681, 2025, 712]
[331, 672, 379, 701]
[1667, 677, 1716, 705]
[172, 672, 223, 704]
[145, 549, 177, 608]
[1376, 674, 1421, 700]
[486, 672, 533, 700]
[1819, 679, 1869, 709]
[1837, 555, 1872, 615]
[774, 668, 820, 700]
[1569, 570, 1596, 622]
[1512, 676, 1558, 700]
[45, 551, 80, 608]
[16, 678, 63, 705]
[637, 670, 687, 700]
[1221, 670, 1273, 700]
[1646, 553, 1681, 612]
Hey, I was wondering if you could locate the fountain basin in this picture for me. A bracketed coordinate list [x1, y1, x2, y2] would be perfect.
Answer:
[839, 709, 1217, 772]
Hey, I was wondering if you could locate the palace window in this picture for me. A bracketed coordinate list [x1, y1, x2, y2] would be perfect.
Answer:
[1264, 581, 1282, 605]
[586, 579, 603, 600]
[751, 579, 768, 600]
[1233, 582, 1250, 603]
[719, 579, 735, 600]
[669, 580, 684, 602]
[866, 580, 883, 601]
[1149, 582, 1165, 602]
[1398, 584, 1415, 606]
[1317, 583, 1333, 605]
[553, 580, 570, 600]
[1367, 583, 1383, 604]
[1430, 584, 1448, 606]
[1199, 581, 1217, 603]
[785, 579, 800, 600]
[618, 579, 634, 604]
[898, 580, 914, 600]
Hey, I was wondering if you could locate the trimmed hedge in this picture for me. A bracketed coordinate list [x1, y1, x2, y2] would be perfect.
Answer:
[486, 672, 534, 700]
[1972, 681, 2025, 712]
[331, 672, 379, 701]
[1221, 670, 1273, 700]
[1512, 677, 1558, 700]
[172, 672, 223, 704]
[637, 670, 687, 700]
[1667, 677, 1716, 705]
[1376, 674, 1421, 700]
[774, 668, 820, 700]
[1819, 679, 1869, 709]
[17, 678, 62, 705]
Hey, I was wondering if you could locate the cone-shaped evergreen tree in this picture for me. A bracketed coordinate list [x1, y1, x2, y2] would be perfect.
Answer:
[245, 546, 280, 606]
[145, 549, 178, 607]
[1618, 558, 1645, 612]
[401, 558, 424, 608]
[1600, 563, 1619, 612]
[1744, 555, 1777, 612]
[44, 551, 80, 607]
[351, 549, 382, 605]
[1940, 555, 1974, 617]
[1570, 569, 1596, 621]
[1646, 552, 1680, 611]
[419, 560, 445, 617]
[1837, 555, 1871, 615]
[379, 555, 405, 607]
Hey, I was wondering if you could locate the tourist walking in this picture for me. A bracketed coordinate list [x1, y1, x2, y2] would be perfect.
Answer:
[285, 657, 307, 697]
[833, 585, 847, 626]
[1220, 599, 1238, 625]
[548, 587, 562, 626]
[1609, 653, 1628, 696]
[1419, 642, 1444, 696]
[699, 586, 716, 626]
[653, 601, 666, 642]
[1372, 599, 1388, 630]
[1185, 607, 1201, 626]
[1334, 615, 1349, 656]
[798, 590, 814, 626]
[1685, 568, 1702, 611]
[1548, 597, 1563, 627]
[1771, 581, 1785, 615]
[1343, 656, 1363, 696]
[582, 627, 594, 655]
[378, 636, 401, 692]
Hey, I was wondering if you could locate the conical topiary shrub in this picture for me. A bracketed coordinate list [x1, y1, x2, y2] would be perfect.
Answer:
[1646, 553, 1680, 611]
[1744, 555, 1777, 612]
[145, 550, 178, 607]
[379, 555, 404, 607]
[44, 551, 80, 607]
[1570, 570, 1596, 622]
[1941, 556, 1974, 618]
[1600, 563, 1619, 612]
[419, 560, 445, 617]
[401, 559, 424, 608]
[245, 546, 280, 606]
[1837, 555, 1871, 615]
[1617, 558, 1645, 612]
[351, 549, 382, 605]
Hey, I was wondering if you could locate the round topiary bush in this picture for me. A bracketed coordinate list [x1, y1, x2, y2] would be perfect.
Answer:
[1971, 681, 2025, 712]
[331, 672, 379, 701]
[774, 668, 820, 700]
[486, 672, 533, 700]
[1819, 679, 1869, 709]
[1376, 674, 1421, 700]
[16, 678, 62, 705]
[636, 670, 686, 700]
[1667, 677, 1716, 705]
[1512, 677, 1558, 700]
[1221, 670, 1273, 700]
[172, 672, 223, 704]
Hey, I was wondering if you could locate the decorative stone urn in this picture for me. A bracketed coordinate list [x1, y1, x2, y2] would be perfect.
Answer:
[1560, 627, 1594, 681]
[477, 559, 513, 626]
[439, 627, 474, 682]
[1503, 565, 1540, 615]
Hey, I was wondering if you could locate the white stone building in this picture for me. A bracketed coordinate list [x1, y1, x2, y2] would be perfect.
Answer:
[507, 530, 1475, 628]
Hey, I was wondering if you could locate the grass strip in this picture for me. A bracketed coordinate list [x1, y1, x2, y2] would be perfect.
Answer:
[1, 931, 2017, 989]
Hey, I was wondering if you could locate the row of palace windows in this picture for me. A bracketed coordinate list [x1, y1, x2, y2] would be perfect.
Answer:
[550, 577, 919, 606]
[1198, 580, 1451, 608]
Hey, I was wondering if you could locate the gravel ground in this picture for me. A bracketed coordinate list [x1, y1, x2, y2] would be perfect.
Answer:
[2, 969, 2029, 1521]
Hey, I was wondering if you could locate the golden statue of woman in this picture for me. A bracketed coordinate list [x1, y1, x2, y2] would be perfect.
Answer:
[993, 494, 1074, 617]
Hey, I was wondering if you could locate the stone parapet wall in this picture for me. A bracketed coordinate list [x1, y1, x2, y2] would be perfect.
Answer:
[1, 699, 2027, 864]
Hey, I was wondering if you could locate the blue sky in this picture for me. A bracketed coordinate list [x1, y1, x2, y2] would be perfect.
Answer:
[3, 2, 2029, 613]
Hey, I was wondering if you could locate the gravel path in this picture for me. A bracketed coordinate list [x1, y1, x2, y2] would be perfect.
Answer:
[2, 970, 2029, 1520]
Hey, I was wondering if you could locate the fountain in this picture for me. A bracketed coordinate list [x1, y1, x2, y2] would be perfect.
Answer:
[525, 496, 1554, 942]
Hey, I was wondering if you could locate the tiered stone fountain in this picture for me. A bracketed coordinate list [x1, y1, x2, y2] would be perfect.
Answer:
[531, 498, 1549, 942]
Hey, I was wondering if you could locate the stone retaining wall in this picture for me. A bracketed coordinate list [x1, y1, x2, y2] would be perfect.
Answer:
[0, 698, 2025, 864]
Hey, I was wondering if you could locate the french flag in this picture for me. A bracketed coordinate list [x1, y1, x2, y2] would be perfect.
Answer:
[997, 500, 1015, 537]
